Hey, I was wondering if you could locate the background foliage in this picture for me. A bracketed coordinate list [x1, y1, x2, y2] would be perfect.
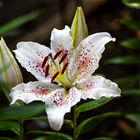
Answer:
[0, 0, 140, 139]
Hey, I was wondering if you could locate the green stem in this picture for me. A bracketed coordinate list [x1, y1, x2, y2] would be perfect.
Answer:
[73, 105, 77, 140]
[19, 119, 24, 140]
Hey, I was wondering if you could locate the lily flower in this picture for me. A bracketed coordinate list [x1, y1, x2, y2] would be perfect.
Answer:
[10, 26, 121, 131]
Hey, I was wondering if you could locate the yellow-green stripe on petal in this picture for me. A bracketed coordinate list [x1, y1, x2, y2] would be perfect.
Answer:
[0, 37, 23, 101]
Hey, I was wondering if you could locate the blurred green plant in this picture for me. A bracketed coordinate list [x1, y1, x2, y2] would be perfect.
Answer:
[0, 9, 46, 36]
[123, 0, 140, 9]
[106, 0, 140, 138]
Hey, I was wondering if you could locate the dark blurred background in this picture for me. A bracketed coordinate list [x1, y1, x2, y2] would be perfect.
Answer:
[0, 0, 140, 140]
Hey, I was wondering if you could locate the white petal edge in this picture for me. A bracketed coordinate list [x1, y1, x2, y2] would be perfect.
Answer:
[68, 32, 115, 82]
[15, 42, 53, 82]
[75, 75, 121, 100]
[45, 87, 81, 131]
[10, 81, 62, 104]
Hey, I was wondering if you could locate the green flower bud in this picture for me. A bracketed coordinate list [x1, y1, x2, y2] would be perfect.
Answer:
[0, 37, 23, 101]
[71, 7, 88, 48]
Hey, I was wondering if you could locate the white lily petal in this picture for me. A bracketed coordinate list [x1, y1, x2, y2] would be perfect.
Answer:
[68, 32, 115, 82]
[75, 76, 121, 100]
[45, 88, 81, 131]
[10, 81, 61, 104]
[15, 42, 53, 82]
[51, 26, 73, 52]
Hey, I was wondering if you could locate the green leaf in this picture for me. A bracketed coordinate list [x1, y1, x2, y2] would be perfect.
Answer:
[33, 136, 60, 140]
[106, 55, 140, 65]
[120, 19, 140, 30]
[0, 9, 45, 35]
[0, 137, 14, 140]
[76, 112, 119, 137]
[122, 89, 140, 95]
[125, 113, 140, 130]
[0, 103, 45, 120]
[115, 74, 140, 85]
[76, 97, 113, 114]
[123, 0, 140, 9]
[90, 137, 115, 140]
[28, 131, 72, 140]
[0, 121, 21, 136]
[27, 116, 73, 127]
[121, 38, 140, 49]
[64, 119, 73, 127]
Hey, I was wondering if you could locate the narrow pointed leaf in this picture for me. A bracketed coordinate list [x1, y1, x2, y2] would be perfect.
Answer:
[125, 113, 140, 130]
[28, 131, 72, 140]
[33, 136, 60, 140]
[0, 121, 21, 136]
[121, 38, 140, 49]
[0, 137, 14, 140]
[120, 19, 140, 30]
[115, 74, 140, 85]
[123, 0, 140, 9]
[76, 97, 113, 114]
[27, 116, 73, 127]
[0, 103, 45, 120]
[0, 9, 45, 35]
[106, 55, 140, 65]
[122, 89, 140, 95]
[76, 112, 119, 137]
[91, 137, 115, 140]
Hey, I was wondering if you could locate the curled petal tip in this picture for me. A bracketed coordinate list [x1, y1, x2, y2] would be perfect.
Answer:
[112, 37, 116, 42]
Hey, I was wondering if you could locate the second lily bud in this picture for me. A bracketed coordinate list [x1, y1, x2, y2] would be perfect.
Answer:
[0, 37, 23, 101]
[71, 7, 88, 48]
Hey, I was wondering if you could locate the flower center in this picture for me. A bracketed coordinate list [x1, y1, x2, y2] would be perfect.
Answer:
[42, 50, 72, 89]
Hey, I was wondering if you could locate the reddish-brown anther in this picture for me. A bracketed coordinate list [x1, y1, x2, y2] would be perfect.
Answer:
[51, 72, 59, 82]
[42, 56, 49, 68]
[59, 52, 68, 64]
[54, 50, 63, 60]
[45, 64, 49, 77]
[61, 62, 68, 74]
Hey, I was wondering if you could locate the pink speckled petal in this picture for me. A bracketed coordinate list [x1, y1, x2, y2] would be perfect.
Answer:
[10, 81, 61, 104]
[15, 42, 53, 82]
[45, 87, 81, 131]
[75, 75, 121, 100]
[68, 32, 115, 82]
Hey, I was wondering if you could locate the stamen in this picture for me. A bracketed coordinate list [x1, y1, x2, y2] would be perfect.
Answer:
[54, 50, 63, 60]
[45, 64, 49, 77]
[42, 56, 49, 68]
[59, 52, 68, 64]
[51, 72, 59, 82]
[49, 53, 52, 58]
[61, 62, 68, 74]
[52, 81, 58, 85]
